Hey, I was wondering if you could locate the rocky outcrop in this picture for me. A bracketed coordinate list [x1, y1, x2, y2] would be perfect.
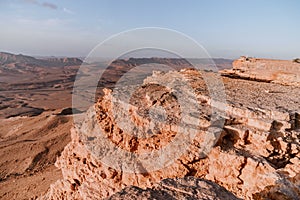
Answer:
[107, 177, 241, 200]
[40, 69, 299, 200]
[221, 56, 300, 86]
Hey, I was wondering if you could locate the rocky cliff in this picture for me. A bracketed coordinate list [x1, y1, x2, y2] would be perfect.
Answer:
[40, 67, 299, 200]
[221, 56, 300, 86]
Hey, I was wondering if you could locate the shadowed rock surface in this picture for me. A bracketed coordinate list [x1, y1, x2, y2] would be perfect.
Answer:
[107, 177, 242, 200]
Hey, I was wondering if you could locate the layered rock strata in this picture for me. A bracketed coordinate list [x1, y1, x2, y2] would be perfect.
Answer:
[221, 56, 300, 86]
[40, 69, 299, 200]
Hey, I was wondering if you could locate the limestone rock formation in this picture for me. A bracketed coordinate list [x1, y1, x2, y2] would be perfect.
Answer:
[40, 68, 300, 200]
[221, 56, 300, 86]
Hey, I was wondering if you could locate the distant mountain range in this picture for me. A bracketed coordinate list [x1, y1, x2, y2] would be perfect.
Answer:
[0, 52, 233, 70]
[110, 57, 233, 70]
[0, 52, 83, 67]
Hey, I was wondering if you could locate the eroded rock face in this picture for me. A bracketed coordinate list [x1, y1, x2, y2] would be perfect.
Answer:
[40, 69, 299, 200]
[107, 177, 242, 200]
[221, 56, 300, 86]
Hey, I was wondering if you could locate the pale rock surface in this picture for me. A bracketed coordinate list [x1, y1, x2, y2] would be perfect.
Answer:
[40, 69, 300, 200]
[221, 56, 300, 86]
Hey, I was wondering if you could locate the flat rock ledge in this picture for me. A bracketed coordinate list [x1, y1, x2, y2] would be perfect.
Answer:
[39, 69, 300, 200]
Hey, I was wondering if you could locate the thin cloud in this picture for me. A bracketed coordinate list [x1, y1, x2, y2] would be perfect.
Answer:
[42, 2, 57, 10]
[22, 0, 58, 10]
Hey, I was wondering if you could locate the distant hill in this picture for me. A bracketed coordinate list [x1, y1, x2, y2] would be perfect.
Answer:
[0, 52, 83, 67]
[109, 57, 233, 70]
[0, 52, 82, 86]
[0, 52, 232, 69]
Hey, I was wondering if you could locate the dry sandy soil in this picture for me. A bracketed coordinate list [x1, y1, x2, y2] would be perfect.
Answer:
[0, 53, 233, 199]
[0, 111, 72, 199]
[1, 54, 299, 199]
[0, 53, 80, 199]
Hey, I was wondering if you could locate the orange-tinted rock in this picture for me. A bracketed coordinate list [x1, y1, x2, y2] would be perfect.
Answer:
[40, 69, 300, 200]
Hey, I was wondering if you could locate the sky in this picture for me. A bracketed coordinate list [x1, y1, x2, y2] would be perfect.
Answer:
[0, 0, 299, 59]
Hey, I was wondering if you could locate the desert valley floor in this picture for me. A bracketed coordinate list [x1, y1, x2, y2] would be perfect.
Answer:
[0, 53, 299, 200]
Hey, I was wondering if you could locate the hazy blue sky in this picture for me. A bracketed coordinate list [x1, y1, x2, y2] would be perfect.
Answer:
[0, 0, 299, 59]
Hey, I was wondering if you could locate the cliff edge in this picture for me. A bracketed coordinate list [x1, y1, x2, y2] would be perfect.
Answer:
[221, 56, 300, 86]
[40, 68, 299, 200]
